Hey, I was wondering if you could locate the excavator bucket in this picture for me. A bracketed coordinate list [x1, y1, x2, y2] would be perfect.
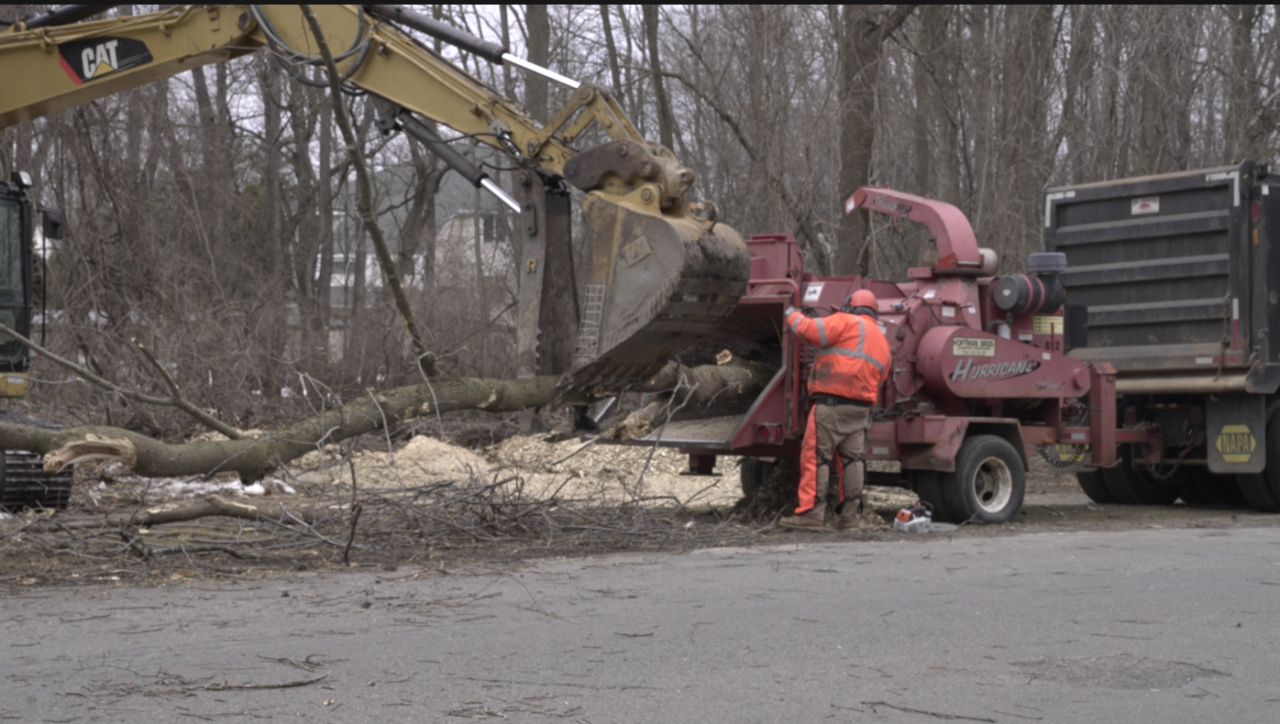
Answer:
[560, 191, 751, 392]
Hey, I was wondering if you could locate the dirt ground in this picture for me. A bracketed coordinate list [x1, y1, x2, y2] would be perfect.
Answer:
[3, 430, 1279, 587]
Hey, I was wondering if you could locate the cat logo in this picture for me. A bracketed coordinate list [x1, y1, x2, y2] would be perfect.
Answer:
[1215, 424, 1257, 463]
[58, 37, 153, 85]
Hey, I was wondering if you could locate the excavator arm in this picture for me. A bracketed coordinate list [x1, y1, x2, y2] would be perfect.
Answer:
[0, 5, 750, 390]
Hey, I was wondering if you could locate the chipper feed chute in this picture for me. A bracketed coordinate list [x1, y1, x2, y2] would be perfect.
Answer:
[559, 191, 750, 392]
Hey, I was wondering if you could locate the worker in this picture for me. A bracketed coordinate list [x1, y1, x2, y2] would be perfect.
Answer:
[780, 289, 891, 531]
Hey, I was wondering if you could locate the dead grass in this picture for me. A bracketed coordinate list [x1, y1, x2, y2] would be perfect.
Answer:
[1, 432, 1276, 587]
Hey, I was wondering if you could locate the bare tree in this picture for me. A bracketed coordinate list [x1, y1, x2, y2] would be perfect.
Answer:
[836, 5, 916, 277]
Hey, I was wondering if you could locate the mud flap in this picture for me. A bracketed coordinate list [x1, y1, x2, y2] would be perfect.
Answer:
[1207, 393, 1265, 474]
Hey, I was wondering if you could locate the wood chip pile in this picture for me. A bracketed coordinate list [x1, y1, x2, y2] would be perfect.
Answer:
[286, 434, 743, 509]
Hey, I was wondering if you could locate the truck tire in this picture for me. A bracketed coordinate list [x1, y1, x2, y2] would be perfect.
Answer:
[1236, 416, 1280, 512]
[1235, 473, 1280, 512]
[1179, 468, 1248, 507]
[941, 435, 1025, 524]
[1101, 448, 1180, 505]
[1075, 469, 1116, 504]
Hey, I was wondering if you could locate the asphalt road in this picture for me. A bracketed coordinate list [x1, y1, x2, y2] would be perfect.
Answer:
[5, 525, 1280, 723]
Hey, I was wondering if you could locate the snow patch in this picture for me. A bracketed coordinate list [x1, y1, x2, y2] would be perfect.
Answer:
[109, 474, 295, 499]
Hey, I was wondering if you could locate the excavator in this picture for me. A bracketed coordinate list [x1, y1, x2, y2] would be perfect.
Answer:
[0, 5, 751, 508]
[0, 169, 75, 510]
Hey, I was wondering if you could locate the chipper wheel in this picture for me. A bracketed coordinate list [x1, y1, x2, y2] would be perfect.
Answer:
[938, 434, 1025, 524]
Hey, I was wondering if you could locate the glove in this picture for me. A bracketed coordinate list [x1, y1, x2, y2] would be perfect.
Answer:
[784, 306, 798, 318]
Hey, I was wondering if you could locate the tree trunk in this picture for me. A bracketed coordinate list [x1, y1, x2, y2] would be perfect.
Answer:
[1225, 4, 1259, 163]
[643, 4, 676, 151]
[472, 185, 489, 377]
[835, 5, 915, 277]
[995, 5, 1054, 266]
[908, 5, 949, 272]
[600, 5, 624, 99]
[260, 57, 286, 399]
[2, 357, 775, 484]
[499, 4, 516, 98]
[1063, 5, 1096, 185]
[526, 5, 550, 124]
[317, 88, 336, 355]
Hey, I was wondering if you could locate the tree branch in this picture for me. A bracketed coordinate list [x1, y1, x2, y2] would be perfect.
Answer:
[0, 323, 241, 439]
[299, 5, 441, 378]
[653, 41, 830, 272]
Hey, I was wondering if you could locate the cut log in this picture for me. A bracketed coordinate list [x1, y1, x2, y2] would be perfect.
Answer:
[44, 435, 137, 473]
[612, 352, 775, 441]
[0, 359, 775, 483]
[26, 494, 317, 530]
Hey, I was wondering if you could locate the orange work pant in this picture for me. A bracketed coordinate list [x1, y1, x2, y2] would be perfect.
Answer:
[796, 403, 871, 514]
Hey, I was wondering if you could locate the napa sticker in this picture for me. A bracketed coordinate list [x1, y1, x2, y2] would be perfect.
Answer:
[1216, 424, 1257, 463]
[58, 37, 153, 85]
[952, 337, 995, 357]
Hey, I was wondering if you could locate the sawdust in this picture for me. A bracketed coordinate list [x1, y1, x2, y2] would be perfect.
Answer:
[283, 433, 741, 508]
[274, 432, 941, 513]
[95, 428, 1080, 516]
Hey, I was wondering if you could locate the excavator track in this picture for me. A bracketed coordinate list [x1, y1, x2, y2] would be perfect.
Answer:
[0, 449, 73, 512]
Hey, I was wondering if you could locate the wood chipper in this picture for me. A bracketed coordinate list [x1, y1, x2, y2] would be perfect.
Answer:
[632, 187, 1119, 524]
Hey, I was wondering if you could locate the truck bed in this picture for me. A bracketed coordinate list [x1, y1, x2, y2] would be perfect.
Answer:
[1044, 161, 1280, 388]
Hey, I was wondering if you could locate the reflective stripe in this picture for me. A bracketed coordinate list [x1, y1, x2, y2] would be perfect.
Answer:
[787, 314, 804, 334]
[814, 317, 885, 372]
[815, 346, 885, 372]
[815, 318, 829, 347]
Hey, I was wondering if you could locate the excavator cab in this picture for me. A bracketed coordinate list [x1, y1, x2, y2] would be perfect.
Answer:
[0, 171, 73, 511]
[0, 171, 36, 385]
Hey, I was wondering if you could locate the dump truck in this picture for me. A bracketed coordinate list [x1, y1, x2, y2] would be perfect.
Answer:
[1044, 161, 1280, 511]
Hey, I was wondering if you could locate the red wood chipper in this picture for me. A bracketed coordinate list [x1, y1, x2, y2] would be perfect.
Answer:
[633, 187, 1119, 523]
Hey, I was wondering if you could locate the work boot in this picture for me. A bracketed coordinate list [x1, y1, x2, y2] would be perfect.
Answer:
[779, 506, 827, 531]
[836, 496, 862, 531]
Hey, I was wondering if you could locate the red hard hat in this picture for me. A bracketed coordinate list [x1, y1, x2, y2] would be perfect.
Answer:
[849, 289, 878, 309]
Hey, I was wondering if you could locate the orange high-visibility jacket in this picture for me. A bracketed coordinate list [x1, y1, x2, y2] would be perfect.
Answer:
[786, 309, 891, 402]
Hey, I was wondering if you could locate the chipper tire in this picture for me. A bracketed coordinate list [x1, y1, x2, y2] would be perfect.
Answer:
[739, 457, 777, 498]
[912, 470, 954, 522]
[940, 435, 1025, 524]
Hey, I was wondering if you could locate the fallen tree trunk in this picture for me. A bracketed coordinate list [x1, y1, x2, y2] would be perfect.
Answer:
[0, 374, 577, 483]
[33, 494, 318, 530]
[0, 358, 774, 483]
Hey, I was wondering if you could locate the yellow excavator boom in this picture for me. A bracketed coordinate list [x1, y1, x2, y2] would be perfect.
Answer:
[0, 5, 750, 391]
